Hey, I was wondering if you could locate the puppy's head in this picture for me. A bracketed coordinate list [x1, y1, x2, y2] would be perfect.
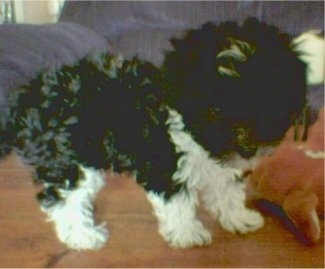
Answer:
[163, 17, 307, 158]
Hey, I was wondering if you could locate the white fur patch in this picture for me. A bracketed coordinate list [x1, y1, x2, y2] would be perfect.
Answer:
[147, 190, 212, 248]
[41, 165, 108, 250]
[200, 164, 264, 234]
[304, 150, 325, 159]
[293, 30, 324, 85]
[148, 107, 264, 248]
[167, 107, 212, 190]
[200, 149, 267, 233]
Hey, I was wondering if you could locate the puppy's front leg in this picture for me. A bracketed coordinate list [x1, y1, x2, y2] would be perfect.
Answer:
[37, 165, 108, 250]
[201, 163, 264, 234]
[147, 188, 212, 248]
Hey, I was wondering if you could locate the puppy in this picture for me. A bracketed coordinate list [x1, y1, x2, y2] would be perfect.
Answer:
[1, 17, 311, 250]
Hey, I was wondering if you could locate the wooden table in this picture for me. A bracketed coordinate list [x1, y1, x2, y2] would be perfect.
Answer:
[0, 153, 323, 268]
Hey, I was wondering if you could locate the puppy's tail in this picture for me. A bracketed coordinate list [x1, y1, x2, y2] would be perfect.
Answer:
[292, 30, 324, 86]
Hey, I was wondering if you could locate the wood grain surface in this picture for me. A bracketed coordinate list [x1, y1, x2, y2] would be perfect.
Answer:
[0, 153, 323, 268]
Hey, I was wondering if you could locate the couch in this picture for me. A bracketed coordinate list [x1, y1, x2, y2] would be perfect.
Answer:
[0, 1, 323, 129]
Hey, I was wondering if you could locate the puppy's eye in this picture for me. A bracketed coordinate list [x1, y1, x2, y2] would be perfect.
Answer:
[236, 128, 248, 140]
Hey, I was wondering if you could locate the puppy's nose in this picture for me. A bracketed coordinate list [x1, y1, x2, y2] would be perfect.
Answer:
[238, 147, 257, 159]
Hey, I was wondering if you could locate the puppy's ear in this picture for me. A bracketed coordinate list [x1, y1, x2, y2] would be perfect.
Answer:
[292, 30, 324, 85]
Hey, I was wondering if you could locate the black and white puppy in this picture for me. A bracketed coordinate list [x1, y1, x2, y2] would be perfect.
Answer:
[1, 18, 319, 250]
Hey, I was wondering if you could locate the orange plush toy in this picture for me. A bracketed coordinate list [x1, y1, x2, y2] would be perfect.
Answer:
[250, 107, 324, 244]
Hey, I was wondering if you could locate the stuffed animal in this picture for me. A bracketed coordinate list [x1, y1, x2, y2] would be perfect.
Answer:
[250, 107, 324, 244]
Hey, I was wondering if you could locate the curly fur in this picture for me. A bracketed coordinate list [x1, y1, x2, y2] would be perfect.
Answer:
[1, 17, 307, 250]
[162, 17, 306, 158]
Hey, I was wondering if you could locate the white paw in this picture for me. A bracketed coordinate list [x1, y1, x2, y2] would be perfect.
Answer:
[218, 208, 264, 234]
[147, 191, 211, 248]
[57, 223, 109, 250]
[159, 220, 212, 248]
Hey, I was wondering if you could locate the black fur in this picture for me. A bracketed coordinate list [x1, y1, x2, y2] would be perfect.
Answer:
[1, 17, 306, 206]
[6, 54, 180, 204]
[162, 17, 306, 158]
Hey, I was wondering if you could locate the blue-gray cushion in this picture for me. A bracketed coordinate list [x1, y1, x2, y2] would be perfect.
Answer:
[59, 1, 324, 66]
[0, 22, 109, 125]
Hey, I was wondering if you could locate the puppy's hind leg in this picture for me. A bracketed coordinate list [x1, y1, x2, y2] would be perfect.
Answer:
[37, 165, 108, 250]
